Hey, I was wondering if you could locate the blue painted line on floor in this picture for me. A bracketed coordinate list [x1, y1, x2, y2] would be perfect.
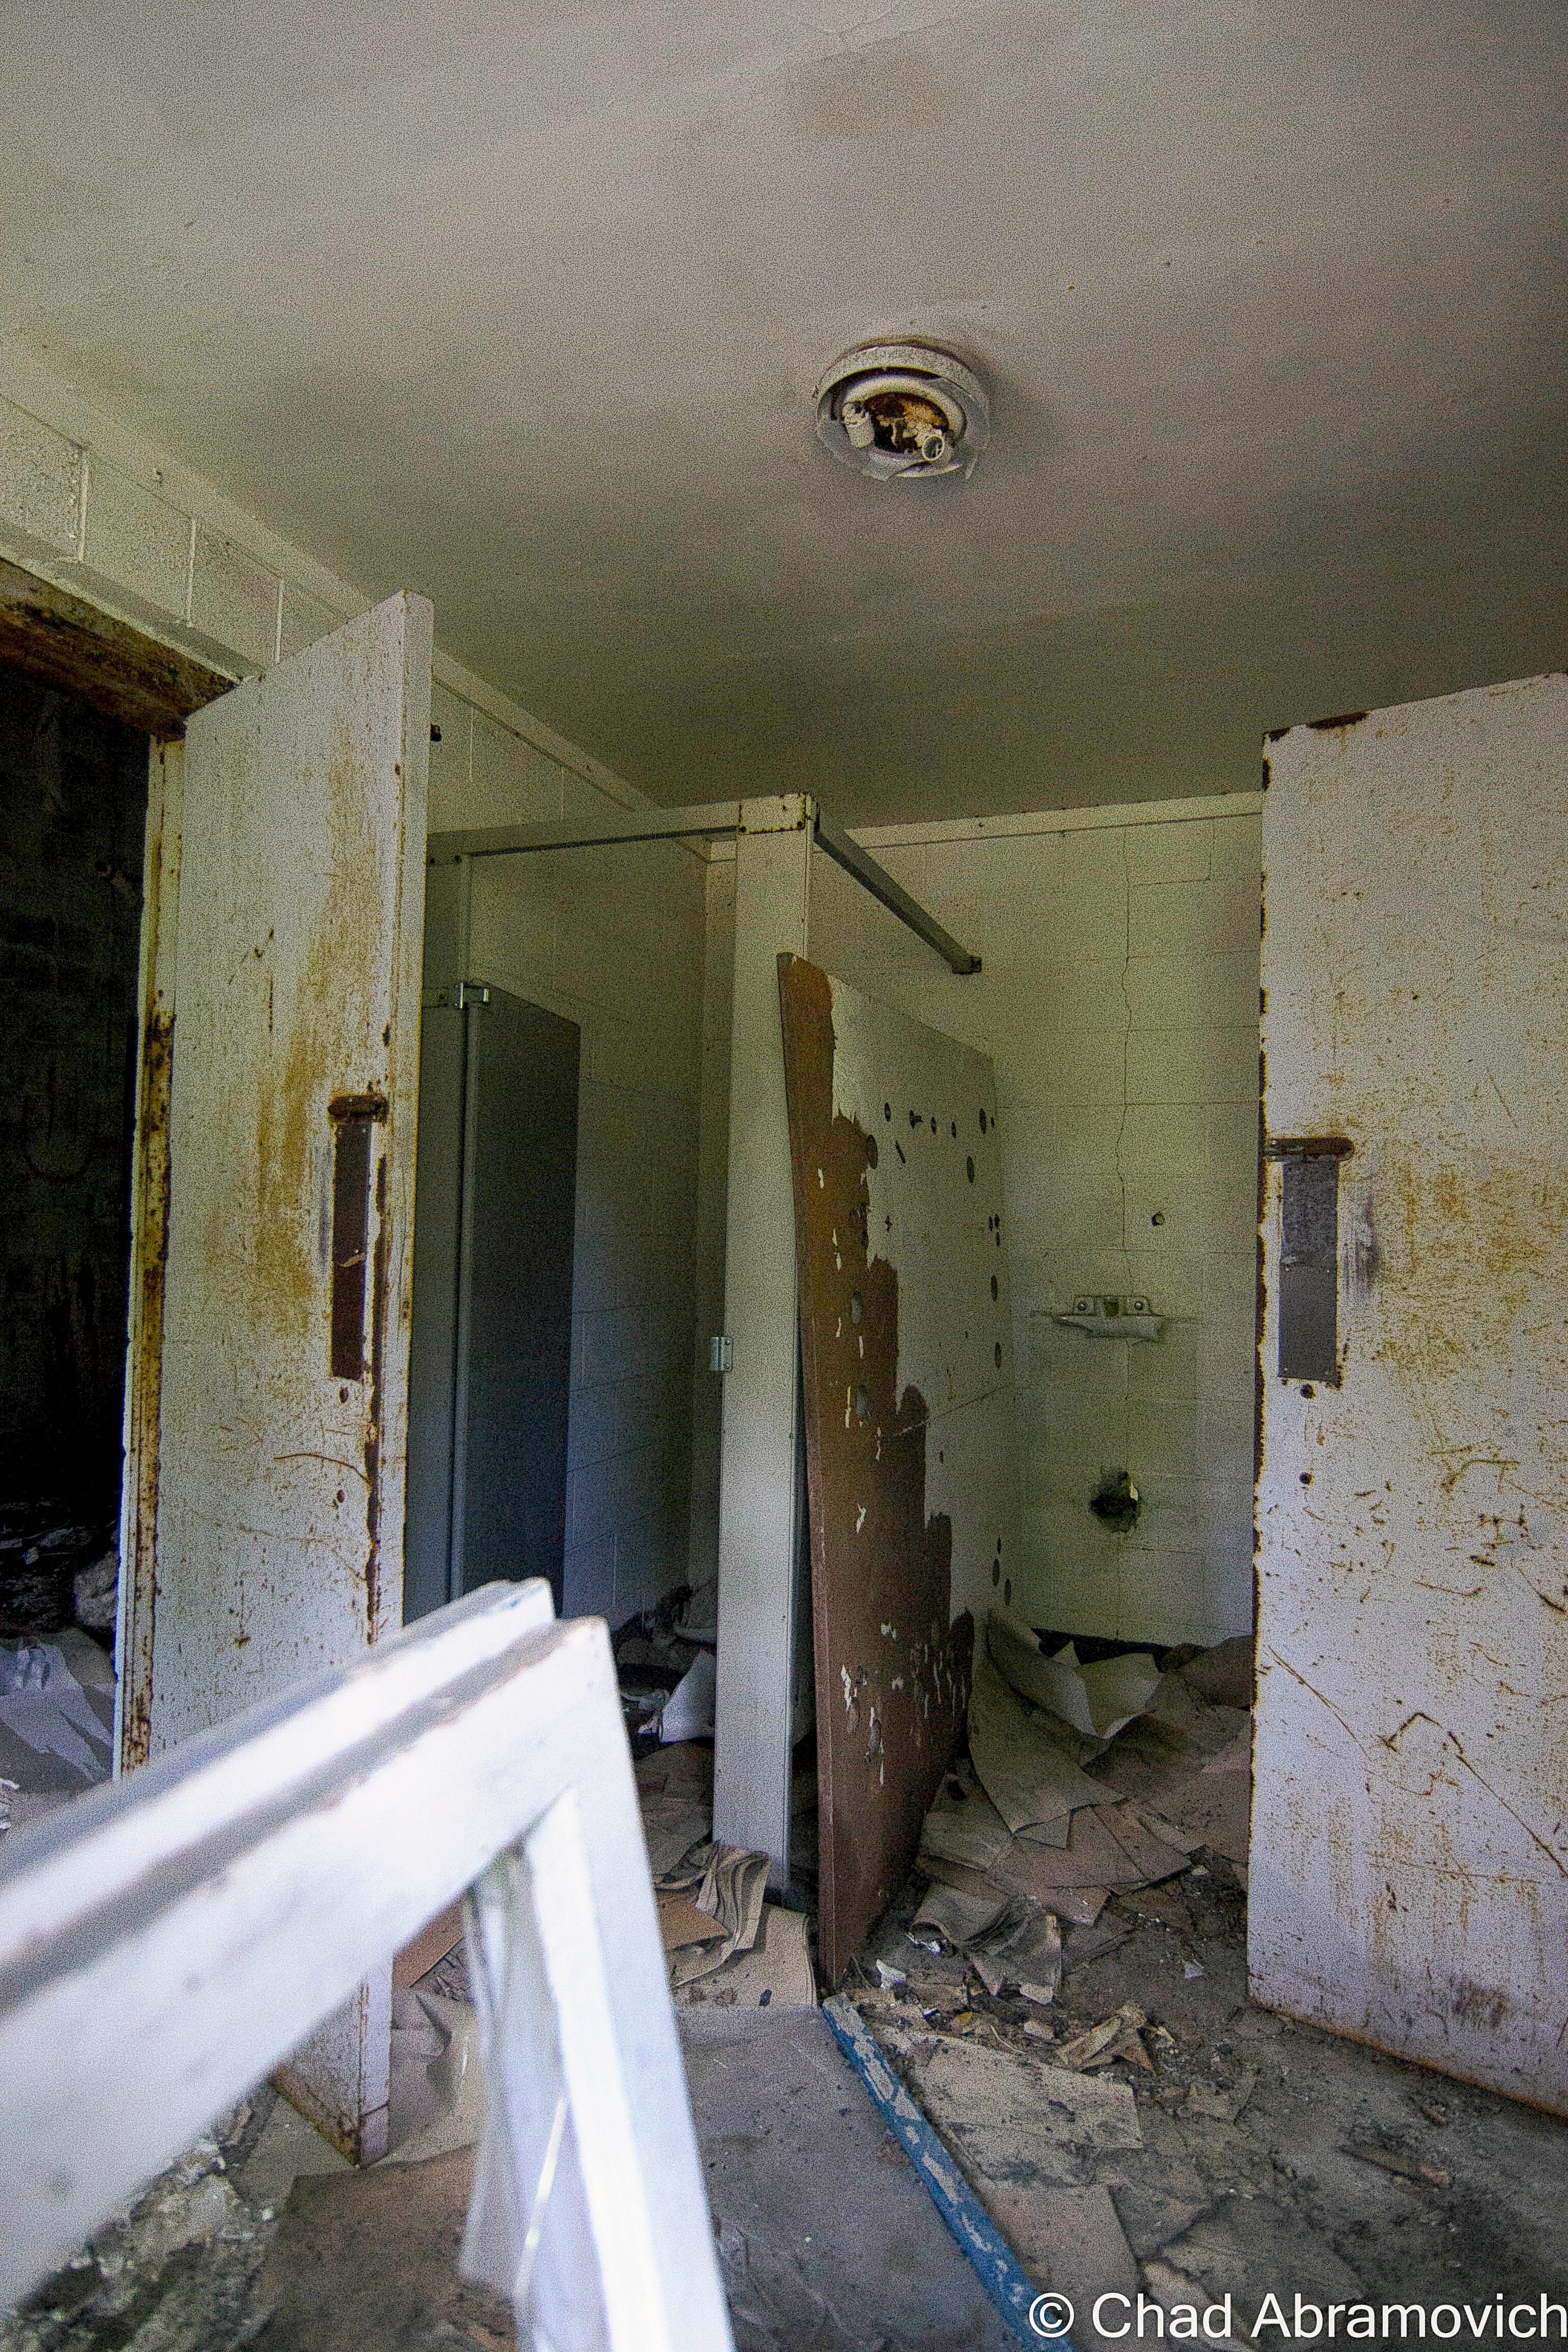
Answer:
[822, 1991, 1068, 2352]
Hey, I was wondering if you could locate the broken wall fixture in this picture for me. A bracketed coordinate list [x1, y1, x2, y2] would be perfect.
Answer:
[1253, 670, 1568, 2115]
[778, 954, 1017, 1981]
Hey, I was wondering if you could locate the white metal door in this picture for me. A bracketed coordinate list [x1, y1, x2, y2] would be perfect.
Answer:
[1254, 671, 1568, 2112]
[118, 592, 432, 2158]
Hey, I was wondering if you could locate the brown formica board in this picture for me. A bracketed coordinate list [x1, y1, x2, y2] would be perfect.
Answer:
[778, 954, 1019, 1983]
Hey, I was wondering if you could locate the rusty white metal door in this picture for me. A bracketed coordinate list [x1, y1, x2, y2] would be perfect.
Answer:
[117, 592, 432, 2159]
[1254, 671, 1568, 2113]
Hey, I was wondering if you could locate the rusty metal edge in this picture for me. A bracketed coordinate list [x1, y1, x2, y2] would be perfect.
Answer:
[117, 740, 183, 1773]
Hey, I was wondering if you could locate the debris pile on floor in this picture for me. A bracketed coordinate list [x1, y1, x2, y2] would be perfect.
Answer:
[842, 1618, 1568, 2332]
[611, 1588, 717, 1743]
[642, 1742, 818, 2011]
[0, 1513, 117, 1641]
[916, 1611, 1250, 1931]
[0, 1628, 114, 1839]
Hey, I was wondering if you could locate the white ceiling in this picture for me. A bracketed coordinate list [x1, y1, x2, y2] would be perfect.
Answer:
[1, 3, 1562, 821]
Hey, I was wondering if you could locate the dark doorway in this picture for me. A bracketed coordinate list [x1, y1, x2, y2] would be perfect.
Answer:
[0, 664, 148, 1626]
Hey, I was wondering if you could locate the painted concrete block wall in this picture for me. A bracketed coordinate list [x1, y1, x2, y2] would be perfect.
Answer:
[0, 346, 642, 817]
[465, 832, 707, 1627]
[699, 796, 1262, 1649]
[0, 348, 709, 1633]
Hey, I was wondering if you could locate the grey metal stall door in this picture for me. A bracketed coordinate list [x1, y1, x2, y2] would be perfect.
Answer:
[406, 985, 580, 1620]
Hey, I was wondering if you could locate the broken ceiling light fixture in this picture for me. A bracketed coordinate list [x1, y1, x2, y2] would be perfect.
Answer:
[813, 342, 989, 483]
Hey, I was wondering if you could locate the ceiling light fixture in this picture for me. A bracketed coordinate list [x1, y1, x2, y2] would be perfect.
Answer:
[813, 342, 989, 483]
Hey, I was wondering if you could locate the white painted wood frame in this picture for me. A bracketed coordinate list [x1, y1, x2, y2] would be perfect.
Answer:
[711, 797, 814, 1881]
[0, 1580, 732, 2351]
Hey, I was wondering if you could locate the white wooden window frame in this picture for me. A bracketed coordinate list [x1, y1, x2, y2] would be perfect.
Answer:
[0, 1580, 733, 2351]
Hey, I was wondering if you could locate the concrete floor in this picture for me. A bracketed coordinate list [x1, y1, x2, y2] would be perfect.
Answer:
[854, 1856, 1568, 2329]
[6, 1809, 1567, 2349]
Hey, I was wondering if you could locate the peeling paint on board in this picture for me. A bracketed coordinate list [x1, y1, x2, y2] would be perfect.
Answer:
[1253, 670, 1568, 2115]
[779, 954, 1017, 1982]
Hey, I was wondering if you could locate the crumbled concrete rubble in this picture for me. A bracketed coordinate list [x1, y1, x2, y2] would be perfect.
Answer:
[0, 2103, 281, 2352]
[851, 1849, 1568, 2321]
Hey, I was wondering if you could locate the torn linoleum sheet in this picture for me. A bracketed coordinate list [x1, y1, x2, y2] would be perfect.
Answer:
[921, 1850, 1113, 1928]
[966, 1651, 1115, 1838]
[919, 1773, 1013, 1870]
[986, 1609, 1161, 1744]
[910, 2035, 1144, 2184]
[912, 1880, 1011, 1949]
[659, 1646, 717, 1744]
[659, 1840, 770, 1988]
[911, 1886, 1065, 2007]
[1086, 1680, 1255, 1867]
[635, 1737, 715, 1876]
[675, 1903, 818, 2012]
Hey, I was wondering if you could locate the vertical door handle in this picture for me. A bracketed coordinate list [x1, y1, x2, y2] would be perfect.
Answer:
[328, 1093, 388, 1379]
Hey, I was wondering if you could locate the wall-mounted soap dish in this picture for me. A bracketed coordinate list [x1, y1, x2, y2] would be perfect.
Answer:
[1055, 1294, 1163, 1341]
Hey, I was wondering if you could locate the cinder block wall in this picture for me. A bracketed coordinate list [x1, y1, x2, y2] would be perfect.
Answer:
[697, 796, 1262, 1649]
[0, 354, 708, 1631]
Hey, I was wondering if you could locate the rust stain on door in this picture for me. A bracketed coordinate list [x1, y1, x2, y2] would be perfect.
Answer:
[1254, 671, 1568, 2114]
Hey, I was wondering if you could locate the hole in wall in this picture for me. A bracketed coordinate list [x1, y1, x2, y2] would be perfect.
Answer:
[967, 1156, 975, 1183]
[979, 1109, 987, 1133]
[990, 1275, 998, 1301]
[850, 1290, 863, 1325]
[994, 1341, 1003, 1367]
[1088, 1469, 1141, 1533]
[855, 1384, 870, 1420]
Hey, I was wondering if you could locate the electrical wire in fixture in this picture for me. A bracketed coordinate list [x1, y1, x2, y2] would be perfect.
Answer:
[813, 342, 989, 482]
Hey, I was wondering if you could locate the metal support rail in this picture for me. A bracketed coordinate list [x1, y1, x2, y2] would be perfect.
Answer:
[427, 795, 982, 977]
